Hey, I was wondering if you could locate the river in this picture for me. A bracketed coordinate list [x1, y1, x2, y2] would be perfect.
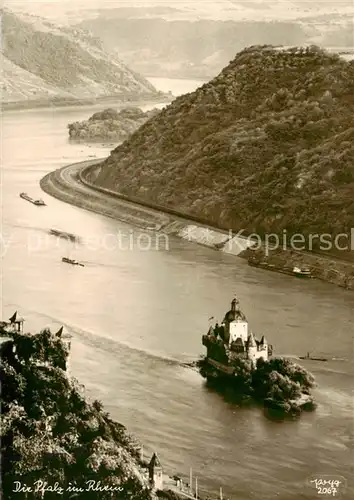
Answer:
[2, 77, 353, 499]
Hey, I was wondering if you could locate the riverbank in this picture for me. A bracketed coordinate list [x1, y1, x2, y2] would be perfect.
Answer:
[40, 160, 354, 291]
[40, 159, 252, 255]
[2, 92, 172, 112]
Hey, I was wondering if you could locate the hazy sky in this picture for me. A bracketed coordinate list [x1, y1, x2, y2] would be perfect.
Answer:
[7, 0, 354, 21]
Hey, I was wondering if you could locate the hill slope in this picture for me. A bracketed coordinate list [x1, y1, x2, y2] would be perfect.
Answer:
[1, 10, 161, 105]
[0, 326, 158, 500]
[93, 45, 354, 240]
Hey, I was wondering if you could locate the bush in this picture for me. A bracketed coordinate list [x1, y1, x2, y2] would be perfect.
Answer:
[198, 353, 315, 414]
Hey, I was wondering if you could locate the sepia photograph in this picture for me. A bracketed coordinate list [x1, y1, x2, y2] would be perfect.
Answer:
[1, 1, 353, 499]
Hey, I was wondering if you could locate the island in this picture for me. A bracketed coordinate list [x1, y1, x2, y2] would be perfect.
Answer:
[198, 297, 316, 416]
[68, 107, 161, 142]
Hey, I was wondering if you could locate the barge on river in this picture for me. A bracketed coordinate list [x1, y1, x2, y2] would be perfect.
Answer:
[20, 192, 46, 206]
[62, 257, 84, 267]
[299, 352, 328, 362]
[248, 257, 312, 278]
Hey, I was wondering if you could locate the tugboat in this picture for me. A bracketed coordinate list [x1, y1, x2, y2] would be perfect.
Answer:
[20, 192, 46, 206]
[62, 257, 84, 267]
[299, 352, 328, 362]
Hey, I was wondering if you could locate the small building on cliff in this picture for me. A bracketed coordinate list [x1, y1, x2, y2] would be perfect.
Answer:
[148, 453, 163, 491]
[0, 311, 24, 334]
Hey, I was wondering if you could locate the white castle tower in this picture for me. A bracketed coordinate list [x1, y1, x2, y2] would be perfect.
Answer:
[204, 298, 271, 366]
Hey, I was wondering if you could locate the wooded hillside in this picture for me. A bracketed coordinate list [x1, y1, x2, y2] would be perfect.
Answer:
[94, 46, 354, 240]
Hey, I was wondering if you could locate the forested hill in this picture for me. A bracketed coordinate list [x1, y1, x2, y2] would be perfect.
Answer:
[0, 327, 158, 500]
[94, 46, 354, 239]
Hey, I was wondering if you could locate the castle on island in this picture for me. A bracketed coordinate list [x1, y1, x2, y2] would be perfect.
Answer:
[203, 297, 272, 366]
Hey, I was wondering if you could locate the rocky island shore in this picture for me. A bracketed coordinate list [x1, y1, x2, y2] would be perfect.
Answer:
[198, 356, 316, 417]
[68, 107, 161, 142]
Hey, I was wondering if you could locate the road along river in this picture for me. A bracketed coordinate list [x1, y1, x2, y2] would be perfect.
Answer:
[2, 80, 354, 499]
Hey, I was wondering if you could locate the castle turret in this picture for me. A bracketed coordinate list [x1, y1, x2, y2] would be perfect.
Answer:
[149, 453, 163, 491]
[246, 332, 258, 362]
[247, 332, 257, 348]
[223, 297, 248, 344]
[231, 297, 238, 313]
[202, 298, 271, 370]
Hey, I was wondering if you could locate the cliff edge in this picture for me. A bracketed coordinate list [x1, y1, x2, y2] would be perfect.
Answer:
[0, 325, 158, 500]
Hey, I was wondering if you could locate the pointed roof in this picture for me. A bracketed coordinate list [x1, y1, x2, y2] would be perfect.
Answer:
[260, 335, 268, 344]
[9, 311, 17, 323]
[231, 296, 239, 308]
[55, 326, 64, 338]
[149, 453, 162, 470]
[247, 332, 257, 348]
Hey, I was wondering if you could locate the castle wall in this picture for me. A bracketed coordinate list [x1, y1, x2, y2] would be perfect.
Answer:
[247, 346, 268, 363]
[153, 470, 163, 490]
[229, 321, 248, 343]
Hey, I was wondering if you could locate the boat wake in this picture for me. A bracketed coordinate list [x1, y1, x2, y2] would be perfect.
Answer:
[5, 224, 82, 243]
[2, 304, 193, 369]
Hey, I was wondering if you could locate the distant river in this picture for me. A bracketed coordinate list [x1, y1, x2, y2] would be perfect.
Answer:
[2, 77, 353, 500]
[147, 76, 207, 96]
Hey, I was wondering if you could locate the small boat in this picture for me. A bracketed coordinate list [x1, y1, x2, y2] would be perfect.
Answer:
[50, 229, 78, 242]
[292, 266, 312, 278]
[299, 352, 328, 362]
[20, 192, 46, 206]
[62, 257, 84, 267]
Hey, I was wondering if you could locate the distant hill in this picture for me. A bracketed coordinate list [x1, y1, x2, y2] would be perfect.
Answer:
[68, 106, 160, 142]
[75, 4, 354, 80]
[1, 10, 163, 107]
[92, 46, 354, 241]
[76, 17, 309, 79]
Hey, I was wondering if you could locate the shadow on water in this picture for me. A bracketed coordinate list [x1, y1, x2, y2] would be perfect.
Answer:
[201, 377, 315, 423]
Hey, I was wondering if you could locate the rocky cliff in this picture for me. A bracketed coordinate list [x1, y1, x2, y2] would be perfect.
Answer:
[0, 326, 158, 500]
[93, 45, 354, 248]
[1, 9, 162, 107]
